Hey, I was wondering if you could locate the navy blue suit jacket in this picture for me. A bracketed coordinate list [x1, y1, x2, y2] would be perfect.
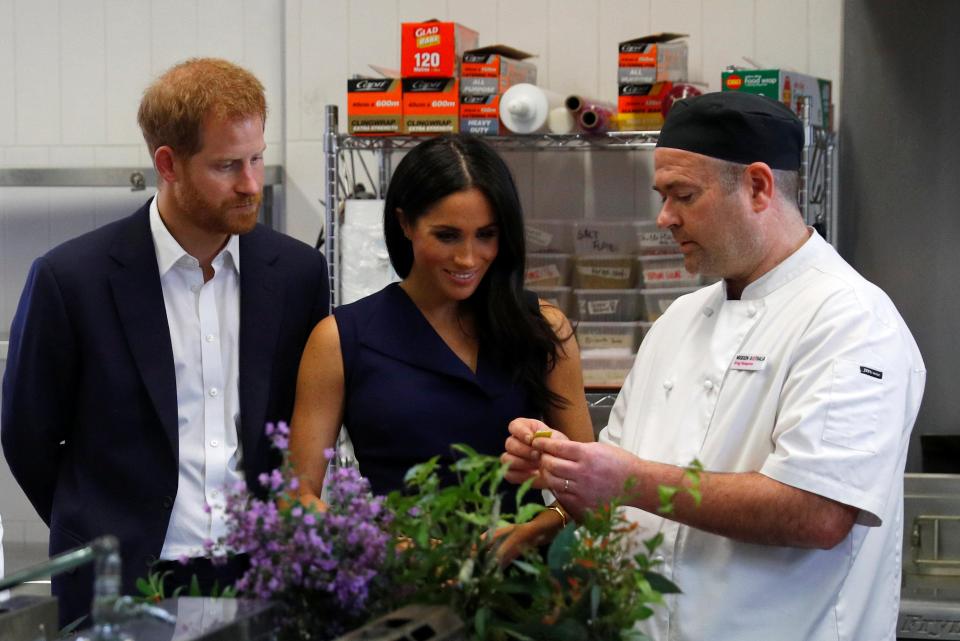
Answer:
[1, 201, 329, 625]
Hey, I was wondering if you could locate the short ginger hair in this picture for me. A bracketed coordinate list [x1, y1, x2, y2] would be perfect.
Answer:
[137, 57, 267, 157]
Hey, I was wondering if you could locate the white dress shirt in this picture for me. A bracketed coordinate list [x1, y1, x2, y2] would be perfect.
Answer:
[149, 197, 244, 560]
[603, 230, 925, 641]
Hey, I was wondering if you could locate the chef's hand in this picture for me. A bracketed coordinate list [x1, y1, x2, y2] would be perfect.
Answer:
[533, 438, 641, 522]
[501, 418, 569, 488]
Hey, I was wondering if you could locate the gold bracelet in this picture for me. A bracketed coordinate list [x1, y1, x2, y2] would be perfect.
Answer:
[547, 505, 568, 529]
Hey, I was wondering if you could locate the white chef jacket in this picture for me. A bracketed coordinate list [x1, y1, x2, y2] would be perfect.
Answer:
[601, 230, 925, 641]
[150, 198, 244, 560]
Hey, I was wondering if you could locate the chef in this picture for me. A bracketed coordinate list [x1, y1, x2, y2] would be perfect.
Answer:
[503, 91, 926, 641]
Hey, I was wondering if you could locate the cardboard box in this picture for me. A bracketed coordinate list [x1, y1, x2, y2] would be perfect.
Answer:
[618, 33, 688, 84]
[460, 45, 537, 95]
[460, 94, 504, 135]
[346, 78, 402, 135]
[722, 69, 832, 128]
[401, 20, 479, 78]
[402, 78, 459, 134]
[618, 81, 673, 113]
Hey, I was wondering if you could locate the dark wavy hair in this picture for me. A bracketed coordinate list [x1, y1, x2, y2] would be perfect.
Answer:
[383, 134, 567, 412]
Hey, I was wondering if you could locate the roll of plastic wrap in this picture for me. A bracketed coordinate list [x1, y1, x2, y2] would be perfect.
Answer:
[499, 84, 565, 134]
[579, 103, 616, 133]
[548, 107, 576, 134]
[341, 199, 399, 305]
[661, 83, 703, 117]
[564, 95, 615, 115]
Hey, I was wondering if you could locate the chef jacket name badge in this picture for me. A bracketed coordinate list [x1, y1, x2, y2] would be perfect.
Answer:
[731, 354, 767, 371]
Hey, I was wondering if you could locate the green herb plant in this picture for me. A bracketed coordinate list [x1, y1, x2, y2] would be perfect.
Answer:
[384, 445, 703, 641]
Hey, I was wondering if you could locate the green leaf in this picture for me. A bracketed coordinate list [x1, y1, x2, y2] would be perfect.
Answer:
[188, 573, 202, 597]
[516, 503, 545, 524]
[644, 571, 682, 595]
[511, 560, 541, 576]
[547, 522, 577, 571]
[515, 476, 536, 506]
[451, 443, 481, 459]
[643, 532, 664, 555]
[590, 583, 601, 620]
[475, 605, 491, 640]
[686, 487, 702, 507]
[135, 577, 153, 596]
[456, 509, 493, 527]
[657, 485, 678, 504]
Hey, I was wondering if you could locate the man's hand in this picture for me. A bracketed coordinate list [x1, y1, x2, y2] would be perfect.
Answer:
[533, 438, 642, 521]
[501, 418, 569, 487]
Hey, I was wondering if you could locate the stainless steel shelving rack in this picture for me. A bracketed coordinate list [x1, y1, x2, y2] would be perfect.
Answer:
[322, 102, 836, 432]
[322, 102, 837, 310]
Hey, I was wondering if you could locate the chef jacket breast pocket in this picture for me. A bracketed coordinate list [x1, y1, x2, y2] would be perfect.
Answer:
[822, 358, 884, 453]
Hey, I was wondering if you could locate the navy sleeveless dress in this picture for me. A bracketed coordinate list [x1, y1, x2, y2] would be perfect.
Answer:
[334, 283, 542, 505]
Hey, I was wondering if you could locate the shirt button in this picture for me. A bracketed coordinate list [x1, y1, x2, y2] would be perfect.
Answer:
[704, 379, 714, 391]
[747, 305, 757, 317]
[702, 307, 714, 317]
[205, 334, 216, 342]
[209, 387, 219, 397]
[210, 439, 219, 447]
[663, 379, 674, 391]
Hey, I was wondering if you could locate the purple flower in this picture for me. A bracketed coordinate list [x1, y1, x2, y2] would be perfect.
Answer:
[206, 429, 392, 616]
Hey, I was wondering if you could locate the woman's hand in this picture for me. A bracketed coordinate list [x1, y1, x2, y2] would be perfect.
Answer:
[489, 506, 565, 566]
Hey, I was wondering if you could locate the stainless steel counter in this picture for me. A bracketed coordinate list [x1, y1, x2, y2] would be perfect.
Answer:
[898, 474, 960, 639]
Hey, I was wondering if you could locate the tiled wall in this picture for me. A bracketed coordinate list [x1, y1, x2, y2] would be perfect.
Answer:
[0, 0, 842, 548]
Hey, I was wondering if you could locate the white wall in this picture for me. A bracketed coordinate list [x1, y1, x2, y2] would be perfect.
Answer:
[0, 0, 842, 546]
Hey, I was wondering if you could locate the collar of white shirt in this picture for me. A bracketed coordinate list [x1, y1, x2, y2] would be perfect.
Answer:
[735, 227, 826, 301]
[149, 195, 240, 276]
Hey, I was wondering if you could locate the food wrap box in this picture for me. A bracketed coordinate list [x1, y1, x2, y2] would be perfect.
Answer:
[401, 20, 479, 77]
[618, 33, 688, 84]
[722, 68, 833, 128]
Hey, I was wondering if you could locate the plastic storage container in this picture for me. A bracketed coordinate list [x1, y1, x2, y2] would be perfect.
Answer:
[528, 286, 574, 317]
[637, 254, 701, 288]
[573, 255, 636, 289]
[635, 221, 680, 255]
[640, 286, 700, 321]
[525, 253, 573, 286]
[526, 219, 574, 253]
[576, 321, 645, 351]
[575, 289, 643, 322]
[573, 220, 637, 254]
[580, 349, 637, 388]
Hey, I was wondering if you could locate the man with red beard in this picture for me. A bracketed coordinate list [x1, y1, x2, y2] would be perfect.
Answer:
[1, 58, 329, 627]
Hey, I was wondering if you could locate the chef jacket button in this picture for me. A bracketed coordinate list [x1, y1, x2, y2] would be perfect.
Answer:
[703, 379, 714, 391]
[663, 379, 674, 391]
[703, 307, 714, 317]
[747, 305, 757, 317]
[161, 496, 173, 509]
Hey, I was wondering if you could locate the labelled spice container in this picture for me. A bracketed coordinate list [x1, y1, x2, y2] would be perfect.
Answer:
[573, 254, 636, 289]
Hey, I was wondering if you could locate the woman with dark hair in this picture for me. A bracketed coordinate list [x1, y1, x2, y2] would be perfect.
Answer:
[288, 134, 593, 560]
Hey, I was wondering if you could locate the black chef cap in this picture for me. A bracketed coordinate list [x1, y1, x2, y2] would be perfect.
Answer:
[657, 92, 803, 171]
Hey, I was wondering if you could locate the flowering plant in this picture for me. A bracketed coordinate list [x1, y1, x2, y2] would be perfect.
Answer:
[210, 422, 393, 640]
[147, 426, 700, 640]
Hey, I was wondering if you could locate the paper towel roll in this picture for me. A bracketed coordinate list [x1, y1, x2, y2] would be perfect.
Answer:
[499, 84, 565, 134]
[341, 199, 399, 304]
